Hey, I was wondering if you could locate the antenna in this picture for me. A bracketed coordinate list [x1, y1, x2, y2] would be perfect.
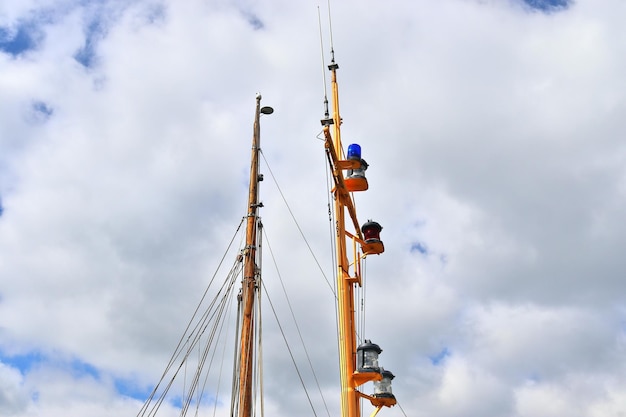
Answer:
[318, 7, 329, 120]
[327, 0, 336, 64]
[318, 6, 333, 126]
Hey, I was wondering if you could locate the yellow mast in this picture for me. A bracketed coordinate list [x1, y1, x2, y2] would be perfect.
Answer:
[322, 57, 397, 417]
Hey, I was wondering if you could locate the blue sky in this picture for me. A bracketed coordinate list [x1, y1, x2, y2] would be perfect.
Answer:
[0, 0, 570, 57]
[73, 18, 103, 68]
[1, 353, 100, 380]
[0, 5, 116, 67]
[523, 0, 571, 11]
[0, 350, 153, 402]
[0, 23, 37, 56]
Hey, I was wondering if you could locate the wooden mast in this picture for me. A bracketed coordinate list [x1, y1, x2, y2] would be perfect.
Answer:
[238, 94, 265, 417]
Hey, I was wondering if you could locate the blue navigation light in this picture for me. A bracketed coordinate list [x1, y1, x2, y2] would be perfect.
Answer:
[347, 143, 361, 160]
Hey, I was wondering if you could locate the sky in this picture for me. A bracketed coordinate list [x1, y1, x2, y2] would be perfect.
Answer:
[2, 0, 626, 416]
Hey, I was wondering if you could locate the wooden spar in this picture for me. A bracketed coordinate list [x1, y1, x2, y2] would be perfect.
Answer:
[238, 94, 264, 417]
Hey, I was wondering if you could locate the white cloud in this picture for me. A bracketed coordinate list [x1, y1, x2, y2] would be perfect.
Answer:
[1, 0, 626, 416]
[0, 363, 28, 415]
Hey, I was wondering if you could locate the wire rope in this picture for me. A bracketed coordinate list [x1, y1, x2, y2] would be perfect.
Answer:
[259, 149, 335, 297]
[138, 217, 245, 417]
[138, 219, 246, 417]
[262, 227, 332, 417]
[182, 271, 238, 416]
[260, 278, 319, 417]
[323, 148, 343, 388]
[359, 257, 367, 345]
[144, 261, 241, 417]
[398, 401, 409, 417]
[258, 144, 340, 417]
[257, 221, 265, 417]
[175, 264, 241, 416]
[230, 288, 243, 417]
[207, 290, 236, 417]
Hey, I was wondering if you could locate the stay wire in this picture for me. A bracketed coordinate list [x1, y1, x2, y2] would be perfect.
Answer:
[257, 223, 265, 417]
[360, 257, 367, 344]
[324, 148, 338, 295]
[260, 278, 319, 417]
[138, 218, 245, 417]
[183, 271, 238, 416]
[323, 150, 343, 383]
[207, 291, 236, 417]
[177, 264, 241, 416]
[398, 401, 410, 417]
[259, 149, 335, 297]
[145, 261, 241, 417]
[154, 257, 242, 415]
[230, 289, 243, 417]
[263, 227, 332, 417]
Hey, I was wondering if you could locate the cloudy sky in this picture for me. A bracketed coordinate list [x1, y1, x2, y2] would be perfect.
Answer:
[2, 0, 626, 416]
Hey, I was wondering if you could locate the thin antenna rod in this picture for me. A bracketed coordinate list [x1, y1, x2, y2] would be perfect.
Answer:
[327, 0, 335, 63]
[317, 6, 330, 119]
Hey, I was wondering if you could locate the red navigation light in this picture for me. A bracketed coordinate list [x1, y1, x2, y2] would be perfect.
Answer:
[362, 220, 382, 242]
[361, 220, 384, 255]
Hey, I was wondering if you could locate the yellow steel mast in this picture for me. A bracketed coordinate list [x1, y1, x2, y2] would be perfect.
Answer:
[321, 56, 397, 417]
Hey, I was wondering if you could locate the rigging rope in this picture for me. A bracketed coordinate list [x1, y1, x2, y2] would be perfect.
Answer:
[230, 289, 243, 417]
[181, 272, 237, 416]
[141, 134, 385, 417]
[257, 222, 265, 417]
[398, 401, 409, 417]
[263, 227, 332, 417]
[324, 147, 343, 391]
[260, 278, 319, 417]
[143, 260, 241, 417]
[359, 257, 367, 345]
[259, 150, 335, 297]
[208, 291, 236, 417]
[324, 148, 338, 298]
[138, 217, 245, 417]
